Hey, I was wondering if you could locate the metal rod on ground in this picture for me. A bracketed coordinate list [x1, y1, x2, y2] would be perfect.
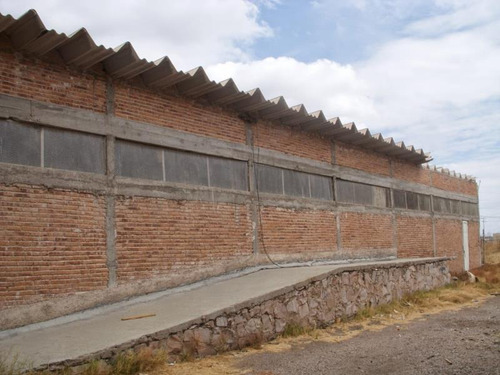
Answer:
[121, 314, 156, 321]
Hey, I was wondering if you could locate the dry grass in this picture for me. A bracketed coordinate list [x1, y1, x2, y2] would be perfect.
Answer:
[484, 239, 500, 264]
[471, 263, 500, 284]
[0, 352, 32, 375]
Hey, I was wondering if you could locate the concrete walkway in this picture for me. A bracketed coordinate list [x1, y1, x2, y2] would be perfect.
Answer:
[0, 258, 436, 369]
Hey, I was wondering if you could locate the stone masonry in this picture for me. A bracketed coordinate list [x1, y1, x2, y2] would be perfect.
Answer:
[39, 258, 450, 371]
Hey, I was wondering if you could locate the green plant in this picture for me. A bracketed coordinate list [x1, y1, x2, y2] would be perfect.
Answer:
[282, 322, 308, 338]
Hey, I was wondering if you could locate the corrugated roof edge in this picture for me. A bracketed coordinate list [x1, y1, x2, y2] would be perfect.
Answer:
[424, 164, 476, 182]
[1, 8, 463, 170]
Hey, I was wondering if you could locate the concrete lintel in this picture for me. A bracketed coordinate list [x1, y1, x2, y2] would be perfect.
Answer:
[31, 101, 108, 136]
[115, 177, 252, 205]
[257, 194, 335, 210]
[433, 212, 480, 221]
[109, 117, 251, 162]
[0, 163, 108, 192]
[0, 93, 31, 119]
[394, 210, 433, 219]
[253, 147, 334, 176]
[335, 203, 394, 215]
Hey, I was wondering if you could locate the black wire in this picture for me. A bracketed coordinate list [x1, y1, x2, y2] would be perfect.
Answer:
[250, 122, 282, 268]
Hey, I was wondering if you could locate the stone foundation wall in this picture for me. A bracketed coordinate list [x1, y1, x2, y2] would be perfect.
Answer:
[44, 259, 450, 371]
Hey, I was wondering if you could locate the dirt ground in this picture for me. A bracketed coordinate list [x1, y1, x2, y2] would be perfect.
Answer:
[158, 281, 500, 375]
[234, 296, 500, 375]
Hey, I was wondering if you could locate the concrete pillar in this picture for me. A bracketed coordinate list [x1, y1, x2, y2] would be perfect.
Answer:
[105, 78, 117, 286]
[246, 123, 259, 255]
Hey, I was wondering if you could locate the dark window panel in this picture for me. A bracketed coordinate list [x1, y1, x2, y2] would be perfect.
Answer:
[463, 202, 471, 216]
[418, 194, 431, 211]
[283, 169, 310, 198]
[336, 180, 355, 203]
[0, 120, 41, 167]
[353, 182, 373, 205]
[115, 140, 163, 180]
[462, 202, 478, 216]
[310, 174, 332, 200]
[406, 191, 419, 210]
[373, 186, 389, 208]
[443, 199, 452, 213]
[386, 188, 392, 208]
[471, 203, 478, 216]
[44, 127, 105, 174]
[255, 164, 283, 194]
[164, 149, 208, 186]
[433, 197, 444, 212]
[450, 200, 461, 214]
[393, 189, 407, 209]
[209, 157, 248, 191]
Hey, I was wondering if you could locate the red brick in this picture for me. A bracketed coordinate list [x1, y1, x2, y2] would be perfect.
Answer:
[0, 51, 106, 112]
[340, 212, 392, 250]
[0, 184, 107, 308]
[115, 197, 253, 281]
[114, 82, 247, 144]
[397, 216, 433, 258]
[431, 171, 477, 196]
[253, 122, 332, 163]
[259, 207, 336, 253]
[435, 219, 463, 274]
[336, 142, 390, 176]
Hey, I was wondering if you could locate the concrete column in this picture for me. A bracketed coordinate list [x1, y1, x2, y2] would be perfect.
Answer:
[431, 195, 437, 257]
[390, 188, 398, 256]
[105, 78, 117, 286]
[106, 196, 117, 286]
[392, 213, 398, 255]
[330, 140, 337, 165]
[336, 213, 342, 253]
[246, 123, 259, 254]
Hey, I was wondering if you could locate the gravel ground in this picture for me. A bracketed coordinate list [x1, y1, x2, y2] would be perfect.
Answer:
[236, 297, 500, 375]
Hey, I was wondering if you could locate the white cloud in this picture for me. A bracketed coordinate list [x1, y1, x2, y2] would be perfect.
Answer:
[207, 57, 376, 122]
[405, 0, 500, 36]
[206, 2, 500, 232]
[0, 0, 272, 70]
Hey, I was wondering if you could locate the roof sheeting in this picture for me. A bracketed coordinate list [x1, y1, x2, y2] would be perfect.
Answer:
[0, 9, 432, 164]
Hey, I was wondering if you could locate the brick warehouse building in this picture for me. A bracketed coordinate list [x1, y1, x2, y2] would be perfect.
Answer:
[0, 10, 480, 328]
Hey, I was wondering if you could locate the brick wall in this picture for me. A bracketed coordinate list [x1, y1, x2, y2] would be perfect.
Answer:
[259, 207, 336, 254]
[396, 215, 433, 258]
[335, 142, 390, 176]
[114, 82, 247, 144]
[115, 197, 253, 282]
[435, 219, 463, 273]
[253, 122, 332, 163]
[0, 184, 107, 309]
[0, 47, 481, 317]
[431, 171, 477, 196]
[393, 160, 432, 185]
[0, 50, 107, 113]
[340, 212, 393, 250]
[468, 221, 481, 269]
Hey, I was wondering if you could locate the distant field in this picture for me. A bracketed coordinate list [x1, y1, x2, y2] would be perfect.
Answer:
[484, 239, 500, 264]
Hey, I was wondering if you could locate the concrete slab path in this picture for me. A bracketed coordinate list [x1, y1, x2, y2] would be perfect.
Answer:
[0, 258, 435, 369]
